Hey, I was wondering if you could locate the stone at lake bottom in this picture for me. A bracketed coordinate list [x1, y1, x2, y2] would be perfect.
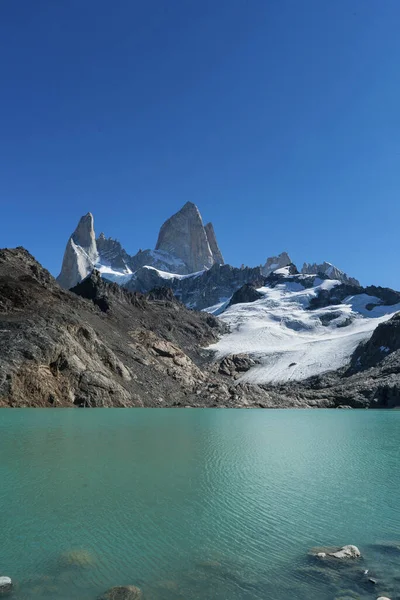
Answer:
[99, 585, 142, 600]
[377, 597, 391, 600]
[0, 577, 12, 594]
[316, 552, 326, 558]
[329, 545, 361, 559]
[60, 548, 96, 567]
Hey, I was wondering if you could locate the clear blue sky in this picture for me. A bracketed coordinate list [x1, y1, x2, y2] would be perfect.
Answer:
[1, 0, 399, 288]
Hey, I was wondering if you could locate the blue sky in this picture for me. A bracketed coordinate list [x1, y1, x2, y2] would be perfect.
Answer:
[1, 0, 399, 288]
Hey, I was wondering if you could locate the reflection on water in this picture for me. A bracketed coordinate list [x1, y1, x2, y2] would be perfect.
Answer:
[0, 409, 399, 599]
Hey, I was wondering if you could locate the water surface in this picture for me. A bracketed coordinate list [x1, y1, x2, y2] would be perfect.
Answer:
[0, 409, 399, 599]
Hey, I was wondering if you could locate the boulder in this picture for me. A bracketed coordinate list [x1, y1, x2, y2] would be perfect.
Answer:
[228, 283, 263, 306]
[310, 545, 361, 559]
[329, 545, 361, 559]
[0, 577, 12, 593]
[59, 548, 96, 567]
[99, 585, 142, 600]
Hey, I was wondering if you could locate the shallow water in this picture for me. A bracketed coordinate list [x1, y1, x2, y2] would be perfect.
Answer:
[0, 409, 399, 599]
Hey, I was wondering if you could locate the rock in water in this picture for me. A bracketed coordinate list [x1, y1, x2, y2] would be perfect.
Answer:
[59, 548, 96, 567]
[155, 202, 216, 273]
[99, 585, 142, 599]
[0, 576, 12, 593]
[328, 545, 361, 559]
[310, 545, 361, 559]
[57, 212, 98, 289]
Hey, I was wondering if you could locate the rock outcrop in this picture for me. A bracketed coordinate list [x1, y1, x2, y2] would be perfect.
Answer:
[302, 261, 360, 286]
[349, 313, 400, 371]
[99, 586, 142, 600]
[262, 252, 292, 276]
[0, 247, 228, 408]
[228, 283, 264, 306]
[57, 213, 98, 289]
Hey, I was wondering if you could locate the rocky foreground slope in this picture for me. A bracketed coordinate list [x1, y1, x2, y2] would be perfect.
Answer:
[1, 247, 400, 408]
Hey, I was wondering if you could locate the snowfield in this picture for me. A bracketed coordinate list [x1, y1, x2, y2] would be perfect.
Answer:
[208, 277, 400, 384]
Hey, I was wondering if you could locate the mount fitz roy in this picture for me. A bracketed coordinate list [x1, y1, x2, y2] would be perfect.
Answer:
[0, 201, 400, 408]
[57, 202, 360, 310]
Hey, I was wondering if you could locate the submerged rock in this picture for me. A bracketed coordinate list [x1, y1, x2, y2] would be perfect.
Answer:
[59, 548, 96, 567]
[99, 585, 142, 599]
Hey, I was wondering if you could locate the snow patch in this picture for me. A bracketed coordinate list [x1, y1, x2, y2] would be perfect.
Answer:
[141, 266, 206, 280]
[209, 278, 400, 384]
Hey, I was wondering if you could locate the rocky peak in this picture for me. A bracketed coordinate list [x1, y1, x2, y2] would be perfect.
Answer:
[204, 222, 224, 265]
[301, 261, 360, 286]
[96, 234, 132, 272]
[155, 202, 219, 273]
[57, 213, 99, 289]
[72, 213, 97, 253]
[262, 252, 292, 276]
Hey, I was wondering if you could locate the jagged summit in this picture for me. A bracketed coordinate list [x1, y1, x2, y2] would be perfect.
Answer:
[57, 212, 98, 289]
[57, 203, 225, 289]
[301, 261, 360, 286]
[262, 252, 292, 277]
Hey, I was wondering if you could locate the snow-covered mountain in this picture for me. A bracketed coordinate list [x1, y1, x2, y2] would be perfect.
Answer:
[56, 203, 400, 388]
[57, 203, 364, 312]
[302, 261, 360, 286]
[57, 203, 224, 289]
[209, 267, 400, 384]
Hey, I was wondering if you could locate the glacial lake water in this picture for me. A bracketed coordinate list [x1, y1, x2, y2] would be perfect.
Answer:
[0, 409, 399, 600]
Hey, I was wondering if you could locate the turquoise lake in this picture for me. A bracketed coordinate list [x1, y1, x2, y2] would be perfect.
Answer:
[0, 409, 399, 599]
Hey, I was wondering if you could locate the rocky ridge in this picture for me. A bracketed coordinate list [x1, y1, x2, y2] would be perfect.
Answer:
[57, 202, 225, 290]
[2, 247, 400, 408]
[302, 261, 360, 286]
[57, 204, 362, 313]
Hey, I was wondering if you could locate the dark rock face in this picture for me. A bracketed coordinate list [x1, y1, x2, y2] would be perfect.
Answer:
[218, 354, 257, 377]
[228, 284, 263, 306]
[307, 281, 400, 311]
[349, 313, 400, 371]
[0, 247, 230, 408]
[125, 264, 264, 310]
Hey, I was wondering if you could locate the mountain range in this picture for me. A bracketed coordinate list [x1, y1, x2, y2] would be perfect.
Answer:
[0, 202, 399, 408]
